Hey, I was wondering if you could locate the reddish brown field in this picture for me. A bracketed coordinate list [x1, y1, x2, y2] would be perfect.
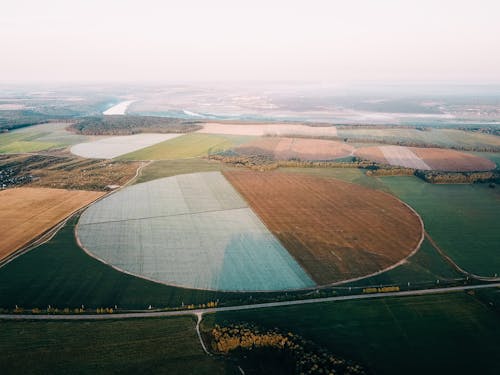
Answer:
[236, 137, 354, 160]
[0, 187, 104, 261]
[410, 147, 496, 171]
[224, 170, 423, 284]
[355, 145, 495, 171]
[354, 146, 388, 165]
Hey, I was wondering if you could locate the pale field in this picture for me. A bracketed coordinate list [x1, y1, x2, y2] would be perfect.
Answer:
[103, 100, 136, 115]
[70, 133, 182, 159]
[77, 172, 314, 291]
[0, 187, 104, 260]
[198, 122, 338, 137]
[356, 145, 496, 171]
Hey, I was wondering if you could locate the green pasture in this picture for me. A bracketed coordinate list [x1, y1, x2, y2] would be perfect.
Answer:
[136, 158, 223, 183]
[381, 176, 500, 277]
[118, 133, 250, 160]
[202, 292, 500, 375]
[0, 317, 234, 375]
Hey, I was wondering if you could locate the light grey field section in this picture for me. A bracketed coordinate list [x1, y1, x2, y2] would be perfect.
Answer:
[77, 172, 315, 291]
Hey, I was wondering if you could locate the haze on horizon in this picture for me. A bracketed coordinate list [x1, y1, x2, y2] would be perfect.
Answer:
[1, 0, 500, 84]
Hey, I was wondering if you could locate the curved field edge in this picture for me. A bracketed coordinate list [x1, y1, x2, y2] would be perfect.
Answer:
[76, 172, 314, 292]
[380, 176, 500, 277]
[223, 170, 424, 285]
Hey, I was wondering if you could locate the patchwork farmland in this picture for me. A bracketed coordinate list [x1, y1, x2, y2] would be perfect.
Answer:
[199, 122, 338, 137]
[224, 171, 423, 284]
[235, 137, 354, 160]
[77, 172, 314, 291]
[356, 145, 496, 171]
[0, 187, 104, 261]
[70, 133, 183, 159]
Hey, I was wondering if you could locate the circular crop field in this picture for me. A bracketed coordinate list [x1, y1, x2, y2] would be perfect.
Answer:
[355, 145, 495, 171]
[76, 172, 314, 292]
[224, 170, 424, 285]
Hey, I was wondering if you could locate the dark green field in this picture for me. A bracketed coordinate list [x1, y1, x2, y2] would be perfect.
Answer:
[0, 316, 234, 375]
[202, 292, 500, 375]
[381, 176, 500, 277]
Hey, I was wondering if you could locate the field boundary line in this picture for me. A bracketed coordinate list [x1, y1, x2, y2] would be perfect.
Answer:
[425, 231, 500, 282]
[1, 282, 499, 320]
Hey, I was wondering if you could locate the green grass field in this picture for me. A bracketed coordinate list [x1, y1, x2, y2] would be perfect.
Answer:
[381, 176, 500, 277]
[202, 292, 500, 375]
[118, 133, 250, 161]
[344, 238, 461, 288]
[0, 132, 62, 153]
[136, 158, 223, 183]
[0, 317, 234, 375]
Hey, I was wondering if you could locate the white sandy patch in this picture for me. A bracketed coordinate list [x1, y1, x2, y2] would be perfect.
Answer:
[70, 133, 182, 159]
[103, 100, 136, 115]
[380, 146, 432, 170]
[198, 122, 337, 137]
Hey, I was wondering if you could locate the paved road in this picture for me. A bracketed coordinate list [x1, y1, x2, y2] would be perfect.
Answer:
[1, 282, 498, 321]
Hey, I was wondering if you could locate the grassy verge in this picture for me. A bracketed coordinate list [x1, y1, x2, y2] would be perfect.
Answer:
[0, 316, 234, 375]
[202, 293, 500, 375]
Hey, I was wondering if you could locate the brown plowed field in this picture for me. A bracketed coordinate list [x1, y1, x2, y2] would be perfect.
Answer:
[409, 147, 496, 171]
[224, 170, 423, 284]
[354, 146, 388, 165]
[236, 137, 354, 161]
[355, 145, 495, 171]
[0, 187, 104, 261]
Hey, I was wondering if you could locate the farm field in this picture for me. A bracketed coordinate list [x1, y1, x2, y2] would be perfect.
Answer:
[0, 187, 103, 261]
[381, 176, 500, 277]
[0, 122, 94, 153]
[202, 292, 500, 375]
[0, 216, 244, 309]
[356, 145, 496, 171]
[135, 158, 223, 184]
[118, 133, 248, 160]
[224, 171, 423, 284]
[103, 99, 136, 115]
[77, 172, 314, 291]
[0, 317, 234, 375]
[235, 137, 354, 160]
[337, 127, 500, 151]
[70, 133, 182, 159]
[0, 154, 140, 190]
[199, 122, 338, 137]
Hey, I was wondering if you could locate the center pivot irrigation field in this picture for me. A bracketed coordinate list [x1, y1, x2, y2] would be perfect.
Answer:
[70, 133, 182, 159]
[356, 145, 496, 171]
[77, 172, 314, 291]
[235, 137, 354, 160]
[224, 171, 423, 285]
[0, 187, 104, 261]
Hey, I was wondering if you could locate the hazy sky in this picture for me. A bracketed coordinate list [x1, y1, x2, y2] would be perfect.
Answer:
[1, 0, 500, 83]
